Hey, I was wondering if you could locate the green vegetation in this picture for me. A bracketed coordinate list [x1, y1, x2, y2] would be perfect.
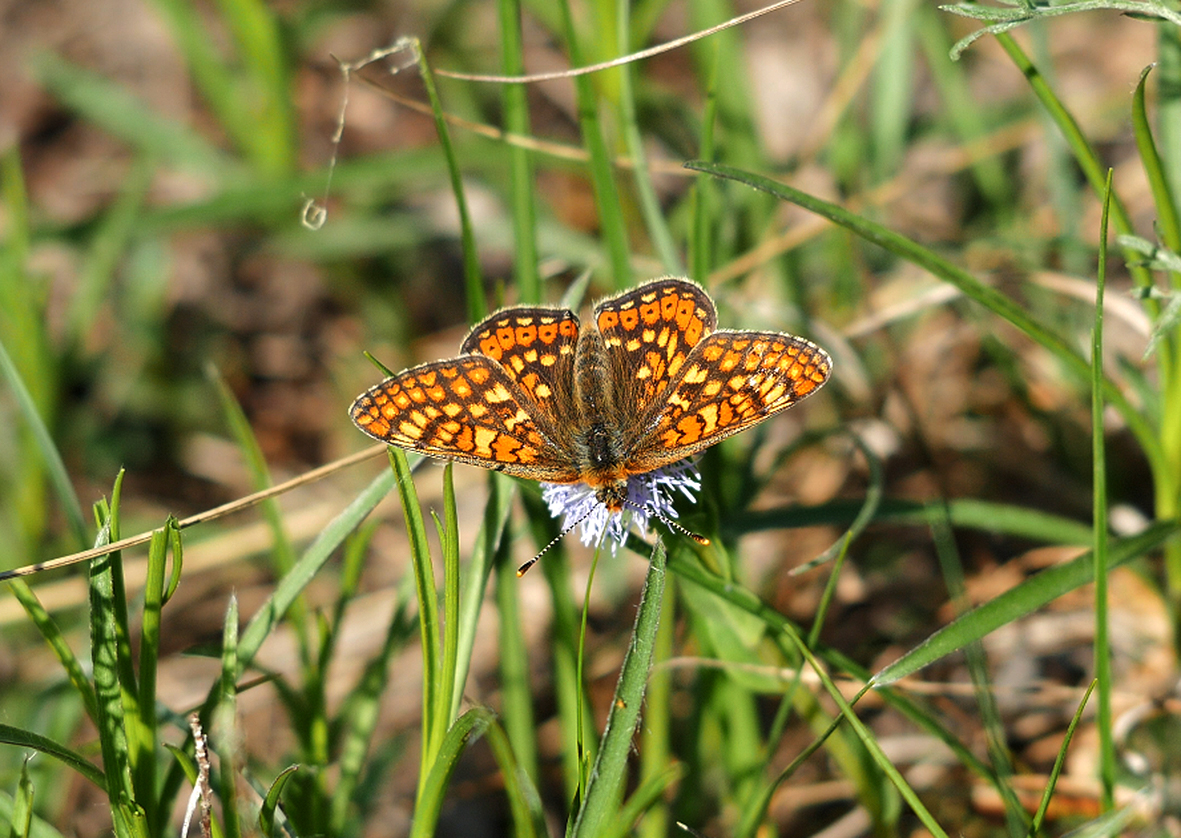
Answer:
[2, 0, 1179, 835]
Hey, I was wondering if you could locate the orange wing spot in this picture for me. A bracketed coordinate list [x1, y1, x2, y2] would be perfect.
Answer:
[468, 366, 491, 384]
[701, 343, 724, 362]
[620, 308, 640, 330]
[491, 433, 524, 461]
[661, 291, 679, 321]
[517, 323, 537, 345]
[599, 310, 619, 330]
[407, 387, 426, 403]
[795, 379, 817, 396]
[393, 392, 412, 409]
[496, 327, 516, 351]
[675, 414, 704, 443]
[639, 299, 661, 324]
[454, 426, 475, 452]
[425, 384, 446, 401]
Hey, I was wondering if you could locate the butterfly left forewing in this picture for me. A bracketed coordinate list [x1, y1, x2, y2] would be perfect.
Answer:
[623, 330, 832, 473]
[350, 355, 582, 483]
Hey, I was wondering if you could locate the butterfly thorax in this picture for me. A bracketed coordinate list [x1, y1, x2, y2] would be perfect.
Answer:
[571, 327, 632, 510]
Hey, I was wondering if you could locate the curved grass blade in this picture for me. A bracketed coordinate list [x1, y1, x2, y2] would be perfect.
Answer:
[874, 519, 1180, 686]
[257, 764, 299, 836]
[0, 337, 87, 549]
[732, 497, 1095, 546]
[409, 708, 495, 838]
[0, 725, 106, 789]
[687, 158, 1163, 478]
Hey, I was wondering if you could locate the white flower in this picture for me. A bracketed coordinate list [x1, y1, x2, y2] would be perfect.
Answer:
[541, 460, 702, 554]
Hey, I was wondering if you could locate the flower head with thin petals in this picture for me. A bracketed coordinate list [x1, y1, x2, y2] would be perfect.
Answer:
[541, 460, 702, 553]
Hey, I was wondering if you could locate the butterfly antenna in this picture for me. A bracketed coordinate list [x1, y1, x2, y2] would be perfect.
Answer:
[623, 499, 711, 546]
[516, 505, 596, 576]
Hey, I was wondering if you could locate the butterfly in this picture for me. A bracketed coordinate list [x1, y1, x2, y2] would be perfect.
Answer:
[350, 277, 832, 518]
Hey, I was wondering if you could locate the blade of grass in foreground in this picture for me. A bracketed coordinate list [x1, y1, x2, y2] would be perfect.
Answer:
[685, 159, 1163, 478]
[1092, 171, 1115, 811]
[571, 540, 667, 837]
[873, 519, 1180, 686]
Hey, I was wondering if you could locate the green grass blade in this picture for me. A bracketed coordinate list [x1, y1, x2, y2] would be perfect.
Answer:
[554, 0, 632, 288]
[992, 32, 1154, 291]
[614, 1, 681, 274]
[1132, 65, 1181, 258]
[210, 0, 294, 174]
[257, 764, 298, 837]
[9, 756, 34, 838]
[571, 540, 667, 837]
[872, 0, 920, 179]
[1027, 681, 1096, 836]
[1093, 172, 1115, 811]
[437, 464, 461, 737]
[409, 708, 495, 838]
[216, 596, 241, 838]
[3, 579, 98, 721]
[498, 0, 541, 303]
[791, 639, 951, 838]
[0, 336, 87, 550]
[686, 159, 1164, 477]
[88, 481, 146, 837]
[733, 497, 1095, 546]
[873, 519, 1181, 686]
[494, 523, 540, 786]
[637, 580, 675, 838]
[209, 367, 306, 654]
[30, 52, 234, 175]
[484, 720, 546, 838]
[456, 474, 515, 723]
[0, 725, 106, 789]
[330, 588, 416, 832]
[237, 466, 397, 668]
[133, 518, 179, 828]
[413, 42, 485, 323]
[386, 447, 443, 790]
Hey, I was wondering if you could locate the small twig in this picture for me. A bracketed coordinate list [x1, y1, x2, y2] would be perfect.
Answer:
[0, 444, 388, 583]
